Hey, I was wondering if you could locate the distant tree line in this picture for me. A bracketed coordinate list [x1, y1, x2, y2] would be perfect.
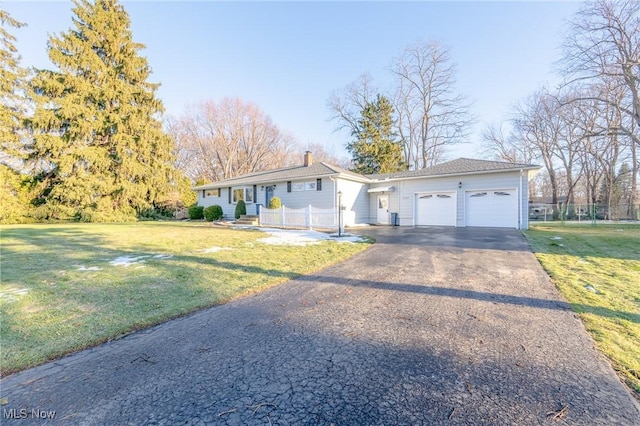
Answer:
[482, 0, 639, 219]
[165, 98, 347, 185]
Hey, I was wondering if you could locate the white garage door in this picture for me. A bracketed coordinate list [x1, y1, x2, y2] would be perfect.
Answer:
[415, 192, 457, 226]
[465, 189, 518, 228]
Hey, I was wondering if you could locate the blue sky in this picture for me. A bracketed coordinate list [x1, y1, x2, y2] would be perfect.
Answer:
[5, 1, 583, 161]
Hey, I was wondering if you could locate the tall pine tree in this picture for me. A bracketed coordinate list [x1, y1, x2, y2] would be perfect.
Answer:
[347, 94, 406, 175]
[28, 0, 176, 221]
[0, 9, 34, 223]
[0, 9, 28, 162]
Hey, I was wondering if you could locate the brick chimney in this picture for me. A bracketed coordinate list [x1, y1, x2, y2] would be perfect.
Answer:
[304, 151, 313, 167]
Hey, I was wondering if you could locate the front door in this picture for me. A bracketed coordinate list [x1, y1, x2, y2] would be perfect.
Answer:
[377, 195, 389, 224]
[265, 186, 275, 207]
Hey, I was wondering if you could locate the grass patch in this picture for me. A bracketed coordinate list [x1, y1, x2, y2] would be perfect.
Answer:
[524, 223, 640, 396]
[0, 222, 371, 375]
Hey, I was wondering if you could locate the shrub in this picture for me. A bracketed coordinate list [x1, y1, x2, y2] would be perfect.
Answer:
[188, 205, 204, 220]
[268, 196, 282, 209]
[204, 205, 224, 221]
[234, 200, 246, 219]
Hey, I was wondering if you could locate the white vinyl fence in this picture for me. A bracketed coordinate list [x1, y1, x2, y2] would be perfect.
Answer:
[259, 205, 338, 229]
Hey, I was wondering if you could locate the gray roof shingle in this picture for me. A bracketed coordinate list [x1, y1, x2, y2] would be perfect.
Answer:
[367, 158, 540, 181]
[193, 162, 368, 189]
[193, 158, 540, 189]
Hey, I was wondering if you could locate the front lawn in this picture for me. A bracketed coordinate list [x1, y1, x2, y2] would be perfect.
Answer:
[0, 222, 371, 375]
[524, 223, 639, 396]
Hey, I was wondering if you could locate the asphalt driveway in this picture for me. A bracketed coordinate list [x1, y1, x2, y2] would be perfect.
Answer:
[2, 227, 638, 425]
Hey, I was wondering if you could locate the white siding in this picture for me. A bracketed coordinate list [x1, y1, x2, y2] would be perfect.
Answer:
[367, 184, 400, 225]
[198, 168, 532, 228]
[198, 178, 337, 219]
[370, 171, 529, 228]
[337, 178, 370, 225]
[269, 178, 335, 211]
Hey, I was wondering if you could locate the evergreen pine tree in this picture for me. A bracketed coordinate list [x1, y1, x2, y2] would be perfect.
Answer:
[0, 9, 35, 223]
[28, 0, 177, 221]
[0, 9, 28, 163]
[347, 94, 406, 175]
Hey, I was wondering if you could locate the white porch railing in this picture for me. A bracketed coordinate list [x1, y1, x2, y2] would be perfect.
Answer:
[259, 205, 338, 229]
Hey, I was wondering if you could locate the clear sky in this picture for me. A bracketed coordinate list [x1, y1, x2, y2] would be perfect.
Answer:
[4, 0, 583, 161]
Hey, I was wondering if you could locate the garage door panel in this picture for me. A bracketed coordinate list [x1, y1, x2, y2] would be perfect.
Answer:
[466, 189, 517, 228]
[416, 192, 456, 226]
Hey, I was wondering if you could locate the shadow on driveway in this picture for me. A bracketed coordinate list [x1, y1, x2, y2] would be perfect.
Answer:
[2, 226, 638, 425]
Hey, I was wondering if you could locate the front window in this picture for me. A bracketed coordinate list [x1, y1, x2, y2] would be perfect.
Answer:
[233, 188, 244, 203]
[232, 187, 253, 204]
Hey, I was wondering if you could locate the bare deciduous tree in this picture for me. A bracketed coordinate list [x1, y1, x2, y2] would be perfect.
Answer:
[481, 122, 534, 164]
[327, 73, 378, 138]
[167, 98, 297, 183]
[391, 41, 474, 169]
[302, 142, 350, 169]
[562, 0, 639, 208]
[328, 41, 473, 170]
[512, 89, 562, 209]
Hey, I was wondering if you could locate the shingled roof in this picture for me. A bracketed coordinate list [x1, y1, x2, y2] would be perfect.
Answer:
[367, 158, 539, 181]
[193, 162, 369, 190]
[193, 157, 540, 190]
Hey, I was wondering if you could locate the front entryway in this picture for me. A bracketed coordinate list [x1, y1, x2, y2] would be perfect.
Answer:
[377, 195, 389, 224]
[265, 186, 275, 207]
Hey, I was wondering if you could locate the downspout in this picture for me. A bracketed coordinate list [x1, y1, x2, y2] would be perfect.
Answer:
[329, 176, 337, 207]
[519, 170, 523, 230]
[329, 176, 337, 225]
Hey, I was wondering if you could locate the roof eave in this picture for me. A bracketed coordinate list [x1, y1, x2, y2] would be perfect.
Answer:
[371, 165, 541, 183]
[193, 171, 371, 190]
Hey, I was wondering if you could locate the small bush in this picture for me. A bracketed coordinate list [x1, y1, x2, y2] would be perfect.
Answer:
[204, 205, 224, 221]
[268, 196, 282, 209]
[188, 205, 204, 220]
[235, 200, 246, 219]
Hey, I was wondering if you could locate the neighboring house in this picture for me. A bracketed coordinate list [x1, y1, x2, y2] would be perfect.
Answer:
[193, 152, 540, 229]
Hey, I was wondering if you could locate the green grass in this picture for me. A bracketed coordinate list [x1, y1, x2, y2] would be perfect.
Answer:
[524, 223, 640, 396]
[0, 222, 372, 375]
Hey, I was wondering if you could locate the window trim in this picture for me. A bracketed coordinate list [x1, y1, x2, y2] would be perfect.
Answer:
[232, 186, 254, 204]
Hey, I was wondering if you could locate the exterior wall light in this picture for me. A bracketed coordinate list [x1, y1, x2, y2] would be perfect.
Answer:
[458, 182, 462, 189]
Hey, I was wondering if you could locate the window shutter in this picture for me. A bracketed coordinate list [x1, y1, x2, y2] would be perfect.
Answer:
[202, 190, 205, 198]
[216, 188, 220, 197]
[253, 185, 257, 203]
[228, 187, 231, 204]
[287, 181, 291, 193]
[316, 179, 322, 191]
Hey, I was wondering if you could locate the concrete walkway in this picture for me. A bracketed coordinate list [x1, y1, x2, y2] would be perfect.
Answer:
[2, 227, 638, 425]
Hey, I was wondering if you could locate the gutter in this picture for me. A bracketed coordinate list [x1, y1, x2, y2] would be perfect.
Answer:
[193, 172, 372, 191]
[370, 166, 541, 184]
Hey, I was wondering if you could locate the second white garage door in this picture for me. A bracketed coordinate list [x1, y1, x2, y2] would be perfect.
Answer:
[415, 192, 457, 226]
[465, 189, 518, 228]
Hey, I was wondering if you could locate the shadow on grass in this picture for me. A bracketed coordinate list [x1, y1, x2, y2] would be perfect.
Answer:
[571, 303, 640, 324]
[524, 225, 640, 262]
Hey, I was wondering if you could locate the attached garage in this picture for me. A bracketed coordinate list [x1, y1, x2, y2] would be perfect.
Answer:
[415, 191, 457, 226]
[465, 189, 518, 228]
